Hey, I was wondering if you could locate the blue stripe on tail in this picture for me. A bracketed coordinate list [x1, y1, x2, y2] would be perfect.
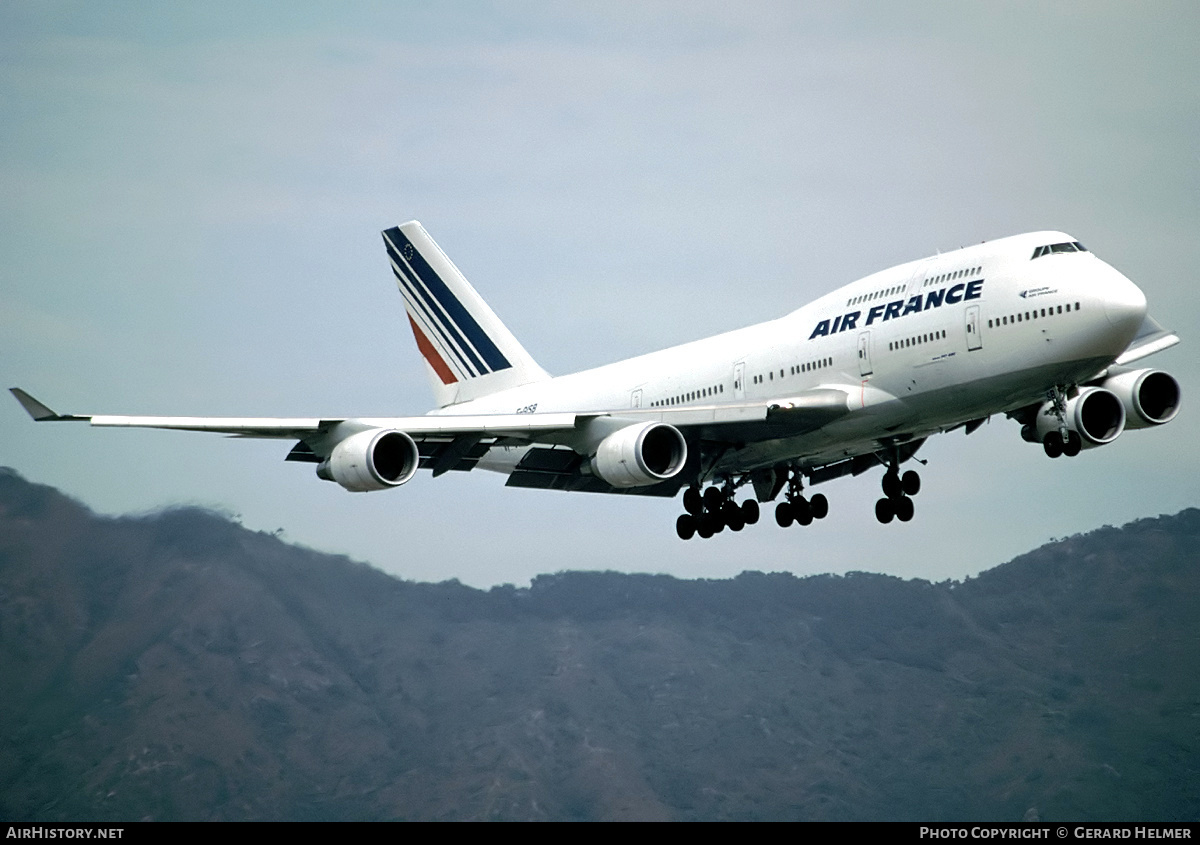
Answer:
[385, 240, 481, 377]
[382, 228, 512, 374]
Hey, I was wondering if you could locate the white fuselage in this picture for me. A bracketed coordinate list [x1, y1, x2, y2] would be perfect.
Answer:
[437, 231, 1148, 477]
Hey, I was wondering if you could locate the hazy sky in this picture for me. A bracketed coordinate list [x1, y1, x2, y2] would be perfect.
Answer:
[3, 2, 1196, 588]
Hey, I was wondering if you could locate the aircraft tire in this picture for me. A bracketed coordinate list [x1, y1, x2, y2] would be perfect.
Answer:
[875, 497, 895, 524]
[882, 471, 902, 500]
[901, 471, 921, 496]
[793, 496, 813, 526]
[741, 499, 760, 524]
[676, 514, 697, 540]
[775, 502, 794, 528]
[697, 520, 714, 540]
[1063, 430, 1082, 457]
[1043, 431, 1063, 459]
[703, 486, 724, 512]
[810, 493, 829, 519]
[683, 487, 703, 516]
[895, 496, 915, 522]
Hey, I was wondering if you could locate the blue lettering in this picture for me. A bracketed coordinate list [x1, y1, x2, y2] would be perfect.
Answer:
[865, 304, 886, 326]
[882, 300, 903, 321]
[841, 310, 860, 331]
[945, 283, 965, 304]
[901, 295, 923, 316]
[809, 320, 830, 339]
[832, 315, 842, 333]
[924, 288, 945, 310]
[964, 279, 983, 301]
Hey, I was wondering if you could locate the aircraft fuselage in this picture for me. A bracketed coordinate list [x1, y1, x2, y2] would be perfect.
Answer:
[450, 231, 1147, 476]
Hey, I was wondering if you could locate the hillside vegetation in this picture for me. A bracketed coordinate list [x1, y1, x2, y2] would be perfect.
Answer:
[1, 468, 1196, 821]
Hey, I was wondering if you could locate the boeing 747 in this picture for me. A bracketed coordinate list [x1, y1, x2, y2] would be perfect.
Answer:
[12, 222, 1181, 540]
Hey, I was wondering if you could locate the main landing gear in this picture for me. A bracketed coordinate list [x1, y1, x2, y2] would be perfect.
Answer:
[676, 483, 761, 540]
[774, 470, 828, 529]
[875, 465, 920, 524]
[675, 467, 830, 540]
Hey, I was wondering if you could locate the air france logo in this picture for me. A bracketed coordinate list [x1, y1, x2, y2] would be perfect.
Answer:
[809, 279, 984, 340]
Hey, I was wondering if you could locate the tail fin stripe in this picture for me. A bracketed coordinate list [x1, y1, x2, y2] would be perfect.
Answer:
[397, 275, 472, 380]
[384, 238, 486, 377]
[383, 228, 512, 373]
[388, 251, 481, 378]
[406, 315, 458, 385]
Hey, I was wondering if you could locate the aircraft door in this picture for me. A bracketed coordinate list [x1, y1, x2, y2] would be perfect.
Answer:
[733, 361, 746, 400]
[966, 305, 982, 351]
[631, 388, 643, 409]
[857, 332, 873, 377]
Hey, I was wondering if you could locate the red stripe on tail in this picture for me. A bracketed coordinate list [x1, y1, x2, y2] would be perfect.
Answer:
[407, 315, 458, 385]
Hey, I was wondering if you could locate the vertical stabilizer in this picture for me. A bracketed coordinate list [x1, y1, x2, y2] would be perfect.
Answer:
[382, 222, 550, 408]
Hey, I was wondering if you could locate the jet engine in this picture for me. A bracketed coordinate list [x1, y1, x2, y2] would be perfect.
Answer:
[1024, 387, 1126, 450]
[1100, 367, 1181, 429]
[317, 429, 420, 492]
[589, 422, 688, 488]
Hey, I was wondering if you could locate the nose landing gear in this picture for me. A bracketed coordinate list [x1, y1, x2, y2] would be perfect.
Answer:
[1041, 386, 1082, 458]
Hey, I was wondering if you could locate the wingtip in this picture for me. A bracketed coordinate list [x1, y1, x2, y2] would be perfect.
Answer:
[10, 388, 64, 421]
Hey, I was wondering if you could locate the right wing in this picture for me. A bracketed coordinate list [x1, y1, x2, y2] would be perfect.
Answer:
[1114, 313, 1180, 366]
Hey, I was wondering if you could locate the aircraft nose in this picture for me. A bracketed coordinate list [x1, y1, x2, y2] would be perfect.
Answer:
[1103, 271, 1147, 335]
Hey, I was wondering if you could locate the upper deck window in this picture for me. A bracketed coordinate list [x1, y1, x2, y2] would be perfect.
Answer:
[1032, 241, 1088, 259]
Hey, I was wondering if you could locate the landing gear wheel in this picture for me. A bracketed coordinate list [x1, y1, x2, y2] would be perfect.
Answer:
[683, 487, 703, 516]
[676, 514, 696, 540]
[809, 493, 828, 519]
[721, 502, 744, 531]
[741, 499, 760, 525]
[775, 501, 794, 528]
[875, 497, 895, 524]
[901, 471, 921, 497]
[882, 471, 902, 500]
[792, 496, 813, 526]
[895, 496, 914, 522]
[1063, 430, 1082, 457]
[697, 520, 714, 540]
[1043, 431, 1063, 459]
[703, 486, 724, 512]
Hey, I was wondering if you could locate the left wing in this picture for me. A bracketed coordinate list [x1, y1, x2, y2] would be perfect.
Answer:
[10, 387, 579, 439]
[11, 386, 853, 492]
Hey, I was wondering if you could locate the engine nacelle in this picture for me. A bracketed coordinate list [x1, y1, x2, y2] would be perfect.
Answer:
[1030, 387, 1126, 449]
[589, 422, 688, 488]
[317, 429, 419, 492]
[1100, 368, 1181, 430]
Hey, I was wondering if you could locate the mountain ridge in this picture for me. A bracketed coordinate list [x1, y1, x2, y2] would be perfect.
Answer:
[1, 467, 1196, 821]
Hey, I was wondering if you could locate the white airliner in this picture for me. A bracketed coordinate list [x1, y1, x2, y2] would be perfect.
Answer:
[12, 222, 1181, 540]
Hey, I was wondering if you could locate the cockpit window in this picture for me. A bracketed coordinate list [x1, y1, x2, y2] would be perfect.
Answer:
[1031, 241, 1089, 259]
